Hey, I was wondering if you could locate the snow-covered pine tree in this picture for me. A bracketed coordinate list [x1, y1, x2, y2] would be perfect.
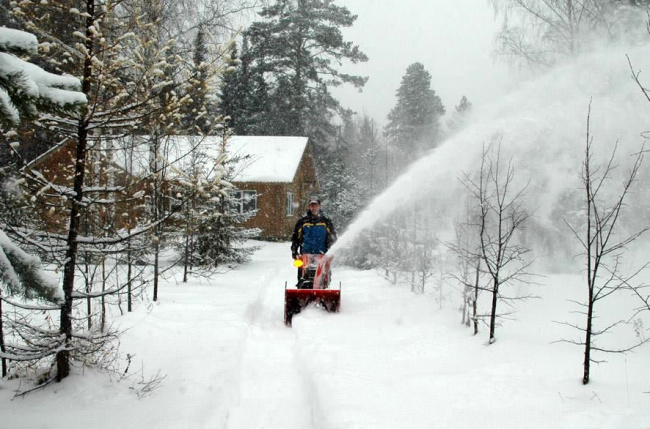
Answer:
[218, 40, 272, 136]
[318, 141, 365, 231]
[190, 136, 261, 269]
[0, 27, 86, 129]
[166, 134, 259, 282]
[218, 44, 246, 134]
[0, 229, 62, 377]
[193, 193, 261, 269]
[0, 26, 84, 379]
[180, 25, 222, 135]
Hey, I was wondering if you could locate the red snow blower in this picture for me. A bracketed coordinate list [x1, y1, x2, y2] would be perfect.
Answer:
[284, 254, 340, 327]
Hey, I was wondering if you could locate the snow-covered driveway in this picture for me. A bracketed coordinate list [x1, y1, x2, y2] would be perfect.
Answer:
[2, 241, 650, 428]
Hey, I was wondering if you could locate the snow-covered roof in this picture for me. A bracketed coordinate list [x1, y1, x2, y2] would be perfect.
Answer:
[227, 136, 309, 183]
[105, 135, 309, 184]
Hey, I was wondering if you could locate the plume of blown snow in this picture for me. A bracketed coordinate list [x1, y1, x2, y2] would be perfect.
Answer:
[330, 43, 650, 258]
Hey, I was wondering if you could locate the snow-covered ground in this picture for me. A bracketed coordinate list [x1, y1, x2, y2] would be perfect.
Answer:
[1, 241, 649, 428]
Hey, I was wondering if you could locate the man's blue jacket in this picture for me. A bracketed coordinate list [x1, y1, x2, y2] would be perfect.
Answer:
[291, 210, 337, 255]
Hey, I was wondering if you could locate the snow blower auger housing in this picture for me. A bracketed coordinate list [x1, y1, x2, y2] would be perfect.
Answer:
[284, 254, 340, 327]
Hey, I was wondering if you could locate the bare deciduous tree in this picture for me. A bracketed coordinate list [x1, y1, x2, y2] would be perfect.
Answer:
[461, 138, 534, 344]
[561, 102, 648, 385]
[490, 0, 647, 69]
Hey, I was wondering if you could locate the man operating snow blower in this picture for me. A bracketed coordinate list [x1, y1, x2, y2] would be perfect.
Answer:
[285, 196, 340, 326]
[290, 196, 337, 281]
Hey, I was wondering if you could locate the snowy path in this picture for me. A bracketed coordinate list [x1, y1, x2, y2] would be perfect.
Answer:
[2, 241, 650, 428]
[223, 247, 314, 428]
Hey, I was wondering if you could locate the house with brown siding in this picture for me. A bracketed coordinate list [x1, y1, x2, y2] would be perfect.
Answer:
[25, 135, 319, 240]
[26, 138, 148, 234]
[121, 134, 320, 240]
[227, 136, 319, 240]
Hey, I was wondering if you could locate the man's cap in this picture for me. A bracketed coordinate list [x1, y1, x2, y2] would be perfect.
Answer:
[308, 196, 321, 205]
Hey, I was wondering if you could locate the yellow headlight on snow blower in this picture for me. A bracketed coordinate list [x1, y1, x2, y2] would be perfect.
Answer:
[293, 259, 303, 268]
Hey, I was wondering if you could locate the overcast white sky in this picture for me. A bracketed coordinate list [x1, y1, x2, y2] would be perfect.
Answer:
[332, 0, 514, 126]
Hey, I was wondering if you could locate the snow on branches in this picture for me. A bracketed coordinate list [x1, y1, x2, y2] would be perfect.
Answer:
[0, 229, 61, 303]
[0, 27, 86, 128]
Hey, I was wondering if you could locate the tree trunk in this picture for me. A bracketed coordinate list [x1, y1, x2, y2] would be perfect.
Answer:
[583, 130, 593, 384]
[100, 258, 106, 332]
[58, 119, 89, 381]
[489, 277, 499, 343]
[583, 284, 594, 384]
[473, 258, 480, 335]
[57, 0, 95, 381]
[1, 294, 7, 377]
[151, 134, 162, 302]
[183, 233, 190, 283]
[85, 257, 92, 330]
[127, 237, 133, 312]
[83, 210, 92, 330]
[153, 240, 159, 302]
[462, 296, 468, 325]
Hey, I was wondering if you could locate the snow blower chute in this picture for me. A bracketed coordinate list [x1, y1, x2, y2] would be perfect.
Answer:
[284, 254, 340, 327]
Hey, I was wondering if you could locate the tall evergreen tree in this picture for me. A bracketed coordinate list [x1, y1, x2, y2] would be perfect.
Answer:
[218, 45, 247, 134]
[237, 0, 368, 141]
[219, 41, 273, 135]
[182, 26, 221, 134]
[221, 0, 369, 231]
[384, 62, 445, 170]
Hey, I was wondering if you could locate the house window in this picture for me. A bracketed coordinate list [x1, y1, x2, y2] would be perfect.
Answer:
[231, 190, 257, 215]
[286, 192, 294, 216]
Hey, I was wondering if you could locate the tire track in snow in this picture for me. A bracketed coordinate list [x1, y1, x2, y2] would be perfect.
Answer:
[290, 320, 333, 429]
[224, 244, 315, 429]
